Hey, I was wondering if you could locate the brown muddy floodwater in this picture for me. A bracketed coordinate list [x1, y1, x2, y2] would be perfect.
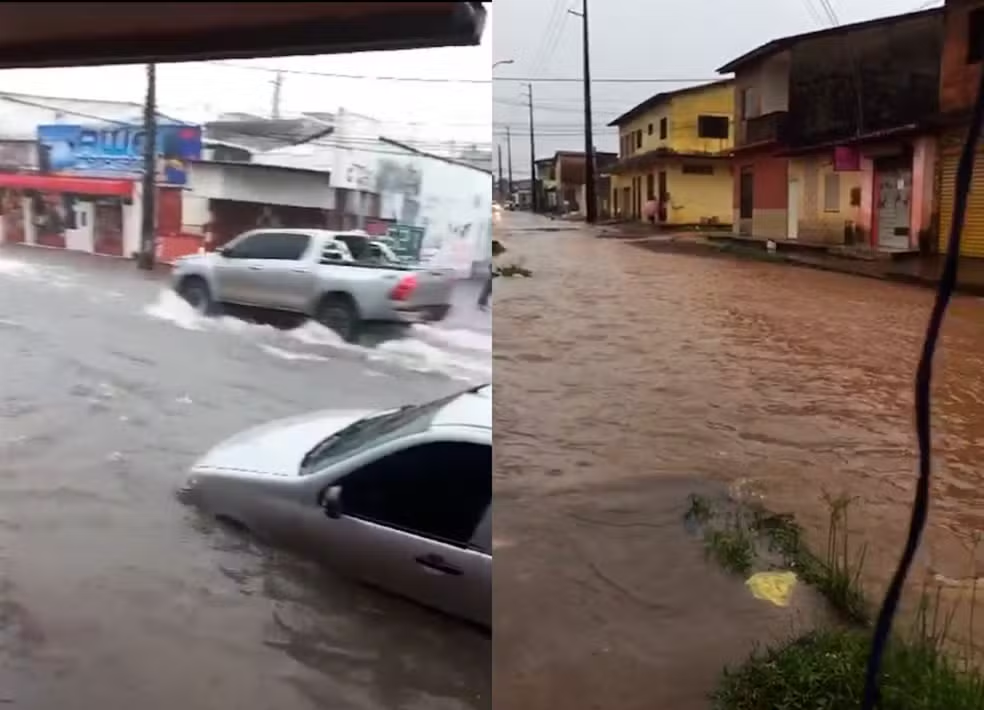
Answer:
[493, 211, 984, 709]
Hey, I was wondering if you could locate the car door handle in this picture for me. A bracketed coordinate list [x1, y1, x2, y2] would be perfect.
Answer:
[247, 265, 263, 270]
[291, 268, 309, 273]
[415, 553, 463, 576]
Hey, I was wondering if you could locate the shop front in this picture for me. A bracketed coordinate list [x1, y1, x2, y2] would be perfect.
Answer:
[0, 173, 135, 255]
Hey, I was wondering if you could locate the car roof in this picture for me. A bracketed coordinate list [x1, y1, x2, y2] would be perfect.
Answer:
[430, 384, 491, 430]
[245, 228, 370, 240]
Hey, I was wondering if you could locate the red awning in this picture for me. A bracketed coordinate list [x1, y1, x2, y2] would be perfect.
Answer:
[0, 173, 133, 197]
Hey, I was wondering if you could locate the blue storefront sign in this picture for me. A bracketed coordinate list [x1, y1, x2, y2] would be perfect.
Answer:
[36, 123, 203, 186]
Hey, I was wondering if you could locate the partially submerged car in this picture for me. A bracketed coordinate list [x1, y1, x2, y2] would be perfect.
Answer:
[179, 384, 492, 626]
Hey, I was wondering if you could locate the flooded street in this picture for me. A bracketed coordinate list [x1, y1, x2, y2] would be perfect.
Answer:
[0, 245, 490, 709]
[494, 211, 984, 708]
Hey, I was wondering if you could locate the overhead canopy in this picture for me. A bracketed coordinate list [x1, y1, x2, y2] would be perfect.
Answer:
[0, 2, 487, 69]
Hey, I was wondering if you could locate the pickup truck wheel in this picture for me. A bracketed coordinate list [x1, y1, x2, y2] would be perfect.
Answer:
[177, 277, 215, 315]
[316, 296, 360, 342]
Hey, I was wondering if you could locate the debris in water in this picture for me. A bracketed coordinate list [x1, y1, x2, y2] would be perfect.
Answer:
[746, 571, 798, 607]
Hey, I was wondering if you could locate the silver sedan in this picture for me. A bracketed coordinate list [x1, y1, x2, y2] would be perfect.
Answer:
[178, 385, 492, 626]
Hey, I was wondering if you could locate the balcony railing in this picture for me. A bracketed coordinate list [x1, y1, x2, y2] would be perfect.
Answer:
[741, 110, 788, 146]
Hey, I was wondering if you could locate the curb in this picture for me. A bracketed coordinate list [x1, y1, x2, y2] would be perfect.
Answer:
[624, 239, 977, 296]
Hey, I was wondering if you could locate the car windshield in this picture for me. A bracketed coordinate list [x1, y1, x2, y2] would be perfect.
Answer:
[298, 384, 487, 474]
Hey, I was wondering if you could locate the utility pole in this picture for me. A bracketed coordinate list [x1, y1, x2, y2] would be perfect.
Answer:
[497, 143, 504, 201]
[570, 0, 596, 223]
[506, 126, 514, 202]
[525, 83, 537, 213]
[271, 70, 284, 119]
[138, 62, 158, 271]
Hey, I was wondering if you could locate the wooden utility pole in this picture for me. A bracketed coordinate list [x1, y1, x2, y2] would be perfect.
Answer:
[525, 83, 537, 213]
[497, 143, 504, 201]
[506, 126, 514, 201]
[138, 62, 157, 270]
[570, 0, 596, 223]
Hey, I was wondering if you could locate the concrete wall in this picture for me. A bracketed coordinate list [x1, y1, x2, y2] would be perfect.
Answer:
[788, 154, 864, 244]
[911, 135, 937, 239]
[617, 81, 735, 157]
[666, 161, 732, 225]
[939, 0, 982, 116]
[254, 108, 492, 274]
[668, 82, 736, 155]
[787, 11, 942, 146]
[734, 52, 791, 144]
[733, 151, 789, 239]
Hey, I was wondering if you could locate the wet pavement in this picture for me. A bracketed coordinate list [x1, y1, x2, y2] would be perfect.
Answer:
[0, 245, 490, 709]
[493, 210, 984, 709]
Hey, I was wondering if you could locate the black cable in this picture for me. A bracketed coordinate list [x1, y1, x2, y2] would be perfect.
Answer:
[861, 54, 984, 710]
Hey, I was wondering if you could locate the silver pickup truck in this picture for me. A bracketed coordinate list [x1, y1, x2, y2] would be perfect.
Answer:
[171, 228, 455, 341]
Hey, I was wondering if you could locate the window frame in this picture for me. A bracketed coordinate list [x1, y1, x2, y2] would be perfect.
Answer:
[332, 439, 492, 548]
[969, 8, 984, 64]
[697, 115, 730, 140]
[682, 163, 715, 176]
[225, 230, 311, 260]
[659, 117, 668, 140]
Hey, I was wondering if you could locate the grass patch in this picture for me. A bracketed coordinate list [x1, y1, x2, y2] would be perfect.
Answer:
[686, 491, 869, 624]
[695, 493, 984, 708]
[713, 602, 984, 710]
[706, 526, 755, 576]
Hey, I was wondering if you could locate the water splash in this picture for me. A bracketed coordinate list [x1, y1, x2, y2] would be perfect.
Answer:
[143, 290, 491, 381]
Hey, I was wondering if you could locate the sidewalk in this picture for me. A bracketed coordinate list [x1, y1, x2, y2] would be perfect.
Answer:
[624, 234, 984, 296]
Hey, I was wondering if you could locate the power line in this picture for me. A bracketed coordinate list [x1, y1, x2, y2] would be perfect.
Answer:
[800, 0, 826, 25]
[202, 61, 490, 85]
[534, 5, 572, 78]
[816, 0, 839, 25]
[494, 76, 722, 84]
[526, 0, 568, 77]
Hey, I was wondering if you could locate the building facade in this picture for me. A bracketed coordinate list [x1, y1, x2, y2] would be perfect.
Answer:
[937, 0, 984, 257]
[207, 109, 494, 275]
[719, 8, 944, 251]
[608, 80, 735, 227]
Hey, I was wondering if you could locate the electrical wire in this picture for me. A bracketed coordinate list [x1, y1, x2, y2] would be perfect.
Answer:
[202, 60, 490, 84]
[525, 0, 568, 78]
[860, 34, 984, 710]
[494, 76, 722, 84]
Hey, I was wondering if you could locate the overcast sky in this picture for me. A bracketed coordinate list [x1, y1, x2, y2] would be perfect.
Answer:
[0, 7, 493, 151]
[492, 0, 940, 177]
[0, 1, 942, 171]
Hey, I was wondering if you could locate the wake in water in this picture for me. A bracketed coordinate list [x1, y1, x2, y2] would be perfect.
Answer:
[142, 290, 491, 382]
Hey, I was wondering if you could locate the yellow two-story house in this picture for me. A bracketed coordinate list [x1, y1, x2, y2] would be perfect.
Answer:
[609, 79, 734, 226]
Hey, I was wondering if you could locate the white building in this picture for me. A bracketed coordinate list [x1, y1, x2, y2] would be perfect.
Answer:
[254, 108, 493, 277]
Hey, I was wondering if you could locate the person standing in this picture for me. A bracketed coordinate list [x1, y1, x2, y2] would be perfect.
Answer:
[477, 262, 493, 310]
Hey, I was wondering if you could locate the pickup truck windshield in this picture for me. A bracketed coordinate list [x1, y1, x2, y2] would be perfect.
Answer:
[299, 386, 483, 474]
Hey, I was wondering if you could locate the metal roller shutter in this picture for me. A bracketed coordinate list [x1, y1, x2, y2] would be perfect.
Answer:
[938, 131, 984, 257]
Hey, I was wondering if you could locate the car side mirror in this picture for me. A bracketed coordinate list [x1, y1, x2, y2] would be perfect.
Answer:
[321, 485, 343, 519]
[219, 246, 233, 258]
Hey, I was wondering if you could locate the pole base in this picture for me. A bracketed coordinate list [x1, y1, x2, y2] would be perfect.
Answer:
[136, 250, 155, 271]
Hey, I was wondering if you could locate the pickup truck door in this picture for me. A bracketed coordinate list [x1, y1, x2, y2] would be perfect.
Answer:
[213, 232, 271, 305]
[243, 232, 317, 311]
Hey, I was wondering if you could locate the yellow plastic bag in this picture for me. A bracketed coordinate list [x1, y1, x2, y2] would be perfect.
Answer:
[746, 571, 798, 607]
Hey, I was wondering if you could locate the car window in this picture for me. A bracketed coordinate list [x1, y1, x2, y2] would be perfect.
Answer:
[228, 232, 310, 260]
[337, 442, 491, 546]
[335, 234, 371, 261]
